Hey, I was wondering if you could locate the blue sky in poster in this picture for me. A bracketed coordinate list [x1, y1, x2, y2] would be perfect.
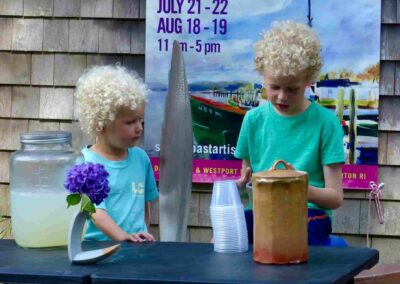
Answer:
[145, 0, 380, 85]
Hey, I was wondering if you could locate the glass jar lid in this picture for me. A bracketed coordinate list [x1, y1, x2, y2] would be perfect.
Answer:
[20, 131, 72, 144]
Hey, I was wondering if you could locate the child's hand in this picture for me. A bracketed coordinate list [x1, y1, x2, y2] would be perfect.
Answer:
[236, 167, 251, 190]
[127, 232, 156, 242]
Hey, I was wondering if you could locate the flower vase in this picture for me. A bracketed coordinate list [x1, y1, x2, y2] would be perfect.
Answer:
[68, 211, 120, 264]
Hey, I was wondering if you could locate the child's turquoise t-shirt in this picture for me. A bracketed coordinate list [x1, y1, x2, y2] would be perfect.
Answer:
[234, 101, 345, 215]
[82, 146, 159, 241]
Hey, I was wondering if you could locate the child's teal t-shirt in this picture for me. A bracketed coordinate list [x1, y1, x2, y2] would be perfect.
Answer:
[82, 146, 159, 241]
[234, 101, 345, 215]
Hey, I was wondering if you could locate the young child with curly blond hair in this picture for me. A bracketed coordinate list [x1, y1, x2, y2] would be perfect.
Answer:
[235, 21, 345, 245]
[75, 65, 158, 242]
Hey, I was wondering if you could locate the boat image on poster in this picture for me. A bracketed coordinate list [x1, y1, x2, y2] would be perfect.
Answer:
[189, 78, 378, 165]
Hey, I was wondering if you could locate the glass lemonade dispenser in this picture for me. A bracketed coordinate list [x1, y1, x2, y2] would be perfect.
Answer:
[10, 131, 82, 248]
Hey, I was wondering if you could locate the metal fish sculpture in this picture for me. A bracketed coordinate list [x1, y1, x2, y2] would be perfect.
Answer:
[159, 40, 193, 242]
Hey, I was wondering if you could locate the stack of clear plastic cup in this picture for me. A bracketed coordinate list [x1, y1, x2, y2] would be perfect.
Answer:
[210, 180, 248, 253]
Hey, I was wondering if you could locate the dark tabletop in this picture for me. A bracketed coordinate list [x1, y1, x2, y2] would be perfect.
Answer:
[0, 240, 378, 284]
[90, 242, 379, 284]
[0, 240, 113, 284]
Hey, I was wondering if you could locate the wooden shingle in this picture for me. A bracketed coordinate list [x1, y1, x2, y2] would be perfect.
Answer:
[381, 24, 400, 60]
[188, 192, 199, 226]
[386, 132, 400, 165]
[0, 0, 23, 16]
[123, 55, 145, 79]
[23, 0, 53, 17]
[59, 122, 93, 150]
[87, 54, 123, 67]
[378, 166, 400, 200]
[12, 19, 43, 51]
[0, 120, 12, 150]
[380, 61, 395, 96]
[81, 0, 113, 18]
[81, 0, 96, 17]
[189, 228, 212, 243]
[343, 190, 366, 199]
[185, 228, 190, 242]
[11, 87, 40, 119]
[43, 19, 69, 52]
[0, 119, 29, 150]
[69, 20, 99, 53]
[0, 184, 10, 216]
[0, 217, 14, 240]
[378, 132, 388, 165]
[0, 53, 31, 85]
[9, 120, 29, 150]
[99, 20, 131, 53]
[28, 120, 60, 132]
[72, 93, 79, 121]
[131, 21, 145, 54]
[379, 96, 400, 131]
[0, 87, 12, 118]
[0, 151, 10, 183]
[398, 1, 400, 25]
[332, 199, 361, 234]
[54, 54, 86, 86]
[0, 217, 12, 239]
[342, 235, 368, 247]
[395, 62, 400, 95]
[0, 18, 12, 50]
[382, 0, 398, 24]
[39, 88, 74, 120]
[371, 238, 400, 264]
[54, 0, 81, 17]
[32, 54, 55, 86]
[113, 0, 139, 18]
[360, 200, 400, 236]
[139, 0, 145, 19]
[150, 198, 159, 225]
[198, 193, 211, 227]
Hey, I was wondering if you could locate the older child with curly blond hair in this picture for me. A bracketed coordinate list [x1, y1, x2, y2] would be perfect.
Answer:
[75, 65, 158, 242]
[235, 21, 345, 245]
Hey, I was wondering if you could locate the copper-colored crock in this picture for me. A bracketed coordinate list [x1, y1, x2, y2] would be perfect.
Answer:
[252, 160, 308, 264]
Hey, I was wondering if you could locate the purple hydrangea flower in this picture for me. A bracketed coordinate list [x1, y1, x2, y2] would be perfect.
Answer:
[64, 162, 110, 205]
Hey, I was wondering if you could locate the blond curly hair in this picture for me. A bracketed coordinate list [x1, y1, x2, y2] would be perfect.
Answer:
[75, 65, 148, 137]
[254, 21, 322, 82]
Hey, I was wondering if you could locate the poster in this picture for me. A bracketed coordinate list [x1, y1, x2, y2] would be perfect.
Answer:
[145, 0, 380, 189]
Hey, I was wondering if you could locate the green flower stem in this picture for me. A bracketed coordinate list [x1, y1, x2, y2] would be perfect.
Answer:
[66, 193, 96, 219]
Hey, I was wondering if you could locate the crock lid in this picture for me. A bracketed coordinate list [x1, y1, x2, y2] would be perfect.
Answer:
[252, 160, 307, 179]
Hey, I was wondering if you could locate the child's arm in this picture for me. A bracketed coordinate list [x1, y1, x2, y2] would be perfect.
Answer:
[128, 202, 155, 242]
[236, 159, 252, 190]
[91, 209, 146, 242]
[308, 163, 343, 209]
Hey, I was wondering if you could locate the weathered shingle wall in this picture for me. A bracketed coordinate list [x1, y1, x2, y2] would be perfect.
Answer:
[1, 0, 400, 264]
[327, 0, 400, 264]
